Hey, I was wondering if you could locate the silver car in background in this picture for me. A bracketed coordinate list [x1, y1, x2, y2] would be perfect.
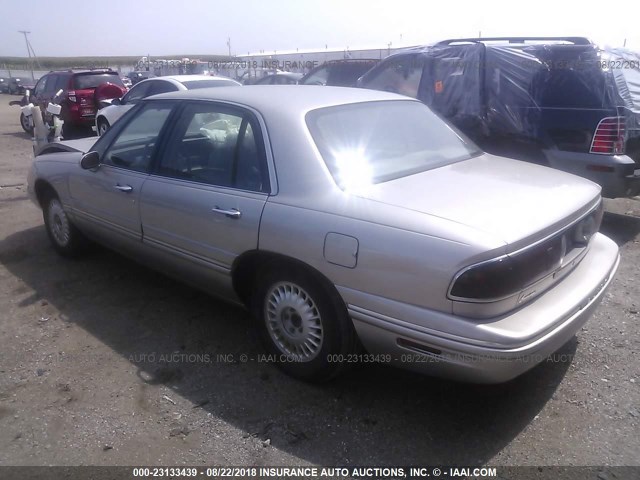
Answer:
[27, 86, 620, 383]
[95, 75, 241, 135]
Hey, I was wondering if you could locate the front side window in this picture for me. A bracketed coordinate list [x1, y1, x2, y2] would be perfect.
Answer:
[102, 102, 174, 172]
[44, 75, 59, 94]
[34, 76, 48, 96]
[307, 100, 481, 189]
[157, 103, 269, 192]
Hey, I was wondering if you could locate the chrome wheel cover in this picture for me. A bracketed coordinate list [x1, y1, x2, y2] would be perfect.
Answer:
[264, 282, 324, 361]
[48, 199, 70, 246]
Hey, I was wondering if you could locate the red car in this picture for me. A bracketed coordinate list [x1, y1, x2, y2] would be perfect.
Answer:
[23, 69, 127, 135]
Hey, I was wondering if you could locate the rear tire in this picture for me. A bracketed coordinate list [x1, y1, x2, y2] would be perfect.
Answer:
[42, 192, 88, 257]
[251, 265, 357, 382]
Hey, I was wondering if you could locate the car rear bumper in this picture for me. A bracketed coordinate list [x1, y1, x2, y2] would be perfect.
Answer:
[343, 233, 620, 383]
[543, 150, 639, 198]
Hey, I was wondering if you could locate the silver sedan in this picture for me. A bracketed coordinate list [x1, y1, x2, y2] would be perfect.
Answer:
[27, 86, 620, 383]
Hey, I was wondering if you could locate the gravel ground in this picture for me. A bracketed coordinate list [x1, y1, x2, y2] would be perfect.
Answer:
[0, 93, 638, 468]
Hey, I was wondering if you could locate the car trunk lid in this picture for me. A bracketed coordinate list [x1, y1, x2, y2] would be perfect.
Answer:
[351, 153, 601, 249]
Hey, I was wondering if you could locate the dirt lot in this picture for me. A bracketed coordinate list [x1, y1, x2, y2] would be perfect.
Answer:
[0, 93, 638, 468]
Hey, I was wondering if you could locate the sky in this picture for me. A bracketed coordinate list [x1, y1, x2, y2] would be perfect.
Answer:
[1, 0, 639, 58]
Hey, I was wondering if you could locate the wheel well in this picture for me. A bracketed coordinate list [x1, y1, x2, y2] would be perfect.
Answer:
[33, 179, 57, 208]
[96, 115, 108, 126]
[232, 251, 339, 307]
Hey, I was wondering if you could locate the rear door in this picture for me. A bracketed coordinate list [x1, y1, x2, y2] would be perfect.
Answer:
[140, 101, 271, 277]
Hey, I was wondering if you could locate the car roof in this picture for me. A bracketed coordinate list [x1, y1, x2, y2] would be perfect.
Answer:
[136, 75, 240, 89]
[160, 75, 238, 83]
[47, 69, 118, 75]
[150, 85, 415, 112]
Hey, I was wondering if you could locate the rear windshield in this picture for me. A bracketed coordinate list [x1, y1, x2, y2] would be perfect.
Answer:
[73, 73, 125, 89]
[182, 79, 239, 89]
[306, 101, 482, 188]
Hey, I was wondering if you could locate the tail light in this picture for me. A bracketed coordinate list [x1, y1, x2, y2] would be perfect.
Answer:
[590, 117, 626, 155]
[67, 77, 76, 102]
[449, 237, 565, 301]
[450, 202, 603, 302]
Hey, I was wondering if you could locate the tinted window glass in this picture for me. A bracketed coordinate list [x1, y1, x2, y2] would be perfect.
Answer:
[148, 80, 179, 95]
[103, 103, 173, 172]
[362, 56, 423, 98]
[44, 74, 58, 93]
[254, 76, 274, 85]
[34, 76, 48, 95]
[74, 73, 125, 89]
[55, 74, 69, 91]
[307, 101, 481, 188]
[182, 79, 240, 89]
[301, 66, 330, 85]
[157, 103, 268, 192]
[122, 81, 151, 104]
[328, 62, 377, 86]
[273, 75, 296, 85]
[534, 69, 606, 108]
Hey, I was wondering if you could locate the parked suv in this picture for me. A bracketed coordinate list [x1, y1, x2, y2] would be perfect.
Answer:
[358, 37, 640, 198]
[7, 77, 32, 95]
[24, 69, 127, 135]
[300, 59, 379, 87]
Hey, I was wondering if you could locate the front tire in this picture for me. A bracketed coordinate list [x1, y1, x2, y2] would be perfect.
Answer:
[43, 193, 87, 257]
[251, 266, 357, 382]
[20, 112, 33, 134]
[97, 118, 110, 136]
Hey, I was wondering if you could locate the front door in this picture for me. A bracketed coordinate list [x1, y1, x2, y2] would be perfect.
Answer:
[68, 102, 175, 246]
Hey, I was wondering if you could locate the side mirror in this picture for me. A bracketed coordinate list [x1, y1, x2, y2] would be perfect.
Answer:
[80, 151, 101, 170]
[111, 97, 121, 106]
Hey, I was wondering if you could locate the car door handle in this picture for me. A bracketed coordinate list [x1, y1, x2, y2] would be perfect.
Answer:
[114, 184, 133, 193]
[211, 207, 242, 219]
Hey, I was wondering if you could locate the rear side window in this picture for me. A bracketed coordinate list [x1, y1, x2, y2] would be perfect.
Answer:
[74, 73, 125, 89]
[55, 74, 69, 91]
[182, 79, 240, 89]
[148, 80, 179, 95]
[157, 103, 269, 192]
[534, 69, 607, 108]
